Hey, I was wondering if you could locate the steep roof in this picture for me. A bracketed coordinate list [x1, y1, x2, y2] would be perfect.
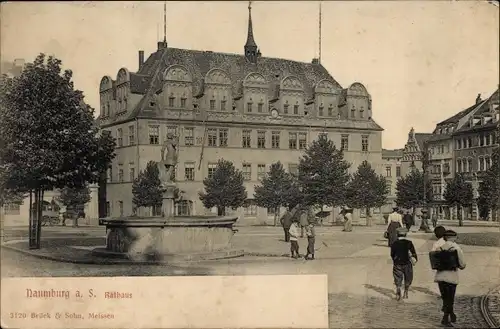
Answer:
[453, 88, 499, 134]
[382, 148, 403, 158]
[128, 47, 342, 117]
[414, 133, 433, 151]
[437, 103, 478, 125]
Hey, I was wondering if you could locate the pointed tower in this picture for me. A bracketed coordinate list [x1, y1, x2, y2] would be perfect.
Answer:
[244, 1, 259, 64]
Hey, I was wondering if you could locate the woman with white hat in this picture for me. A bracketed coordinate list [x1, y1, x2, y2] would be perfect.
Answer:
[342, 206, 353, 232]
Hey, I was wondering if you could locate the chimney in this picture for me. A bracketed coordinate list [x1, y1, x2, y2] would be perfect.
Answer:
[138, 50, 144, 70]
[311, 58, 319, 65]
[476, 93, 482, 104]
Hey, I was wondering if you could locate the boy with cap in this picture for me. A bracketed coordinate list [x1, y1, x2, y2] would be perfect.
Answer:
[304, 216, 316, 260]
[434, 230, 466, 327]
[390, 227, 418, 300]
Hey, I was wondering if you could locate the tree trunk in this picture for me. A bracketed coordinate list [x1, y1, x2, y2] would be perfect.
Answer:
[273, 207, 278, 227]
[217, 206, 225, 216]
[36, 189, 43, 249]
[366, 208, 372, 227]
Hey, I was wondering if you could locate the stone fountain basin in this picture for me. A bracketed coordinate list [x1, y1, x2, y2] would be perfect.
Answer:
[93, 215, 244, 262]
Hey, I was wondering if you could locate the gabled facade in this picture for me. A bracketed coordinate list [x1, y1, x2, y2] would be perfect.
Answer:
[97, 5, 385, 222]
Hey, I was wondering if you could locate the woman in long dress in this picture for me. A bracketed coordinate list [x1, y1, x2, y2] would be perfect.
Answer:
[386, 207, 403, 247]
[342, 207, 353, 232]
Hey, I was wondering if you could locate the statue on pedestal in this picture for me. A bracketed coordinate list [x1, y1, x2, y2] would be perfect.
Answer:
[158, 133, 179, 187]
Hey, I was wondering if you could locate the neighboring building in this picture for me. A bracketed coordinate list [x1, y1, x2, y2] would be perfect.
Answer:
[381, 148, 403, 213]
[97, 5, 385, 224]
[450, 89, 499, 220]
[401, 128, 433, 174]
[1, 58, 25, 78]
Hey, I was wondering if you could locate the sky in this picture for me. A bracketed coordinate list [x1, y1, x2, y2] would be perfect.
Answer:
[1, 1, 499, 149]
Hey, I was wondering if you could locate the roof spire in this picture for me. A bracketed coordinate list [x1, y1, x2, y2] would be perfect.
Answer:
[244, 1, 259, 63]
[319, 1, 322, 64]
[163, 1, 167, 43]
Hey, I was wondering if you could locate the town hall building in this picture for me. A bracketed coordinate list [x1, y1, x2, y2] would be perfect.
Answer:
[98, 4, 384, 222]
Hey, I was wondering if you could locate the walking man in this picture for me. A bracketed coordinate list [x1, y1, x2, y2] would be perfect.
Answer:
[402, 210, 413, 231]
[433, 230, 466, 327]
[390, 228, 418, 300]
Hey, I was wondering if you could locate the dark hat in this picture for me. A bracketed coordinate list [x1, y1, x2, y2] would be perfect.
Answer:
[434, 225, 446, 238]
[443, 230, 457, 237]
[397, 228, 408, 237]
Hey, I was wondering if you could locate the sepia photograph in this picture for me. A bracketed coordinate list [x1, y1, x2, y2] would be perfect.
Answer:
[1, 1, 499, 328]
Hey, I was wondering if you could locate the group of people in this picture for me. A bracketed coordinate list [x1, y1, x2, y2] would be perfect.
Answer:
[280, 204, 317, 260]
[386, 207, 466, 327]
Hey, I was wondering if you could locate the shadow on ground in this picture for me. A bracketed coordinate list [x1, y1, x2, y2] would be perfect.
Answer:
[329, 287, 488, 328]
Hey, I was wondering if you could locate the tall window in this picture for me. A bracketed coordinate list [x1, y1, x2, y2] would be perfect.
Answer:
[180, 98, 186, 108]
[257, 131, 266, 148]
[129, 167, 135, 181]
[184, 127, 194, 146]
[208, 163, 217, 179]
[128, 125, 135, 145]
[176, 200, 191, 216]
[351, 108, 356, 118]
[257, 164, 266, 180]
[396, 166, 401, 177]
[386, 166, 392, 177]
[360, 107, 364, 118]
[118, 165, 124, 182]
[298, 132, 307, 149]
[289, 132, 297, 149]
[117, 128, 123, 147]
[479, 157, 485, 171]
[242, 163, 252, 181]
[318, 105, 324, 117]
[149, 125, 159, 144]
[247, 102, 253, 113]
[219, 128, 228, 147]
[242, 130, 251, 148]
[118, 201, 124, 216]
[210, 99, 216, 110]
[341, 134, 349, 151]
[361, 135, 369, 152]
[207, 128, 218, 147]
[271, 131, 280, 149]
[220, 100, 226, 111]
[456, 159, 462, 173]
[293, 105, 299, 115]
[328, 105, 333, 116]
[185, 162, 195, 181]
[168, 97, 175, 107]
[283, 104, 289, 114]
[106, 202, 110, 217]
[258, 102, 263, 113]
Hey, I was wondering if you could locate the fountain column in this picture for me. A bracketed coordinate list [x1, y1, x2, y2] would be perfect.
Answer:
[162, 183, 176, 219]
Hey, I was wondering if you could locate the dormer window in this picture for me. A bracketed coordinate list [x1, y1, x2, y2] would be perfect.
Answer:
[180, 98, 186, 108]
[210, 99, 216, 110]
[351, 108, 356, 118]
[283, 103, 289, 114]
[319, 104, 324, 116]
[220, 100, 226, 111]
[247, 102, 253, 112]
[360, 107, 364, 118]
[328, 105, 333, 116]
[258, 101, 263, 113]
[168, 97, 175, 107]
[293, 104, 299, 115]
